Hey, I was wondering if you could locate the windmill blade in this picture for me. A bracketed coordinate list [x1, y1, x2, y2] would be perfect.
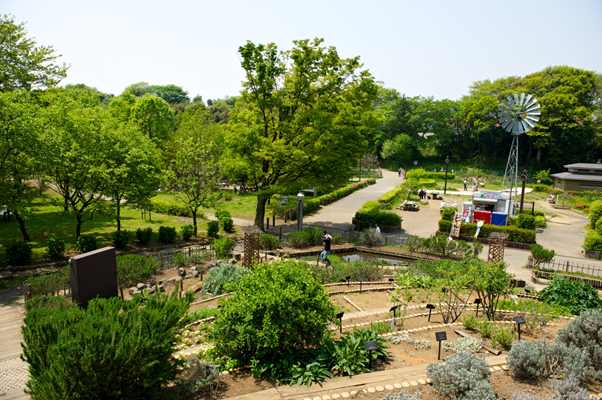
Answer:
[513, 93, 519, 106]
[527, 110, 541, 116]
[511, 121, 520, 134]
[526, 115, 540, 123]
[524, 94, 532, 105]
[523, 118, 536, 129]
[517, 120, 525, 134]
[508, 96, 515, 109]
[501, 119, 512, 130]
[521, 120, 531, 132]
[525, 98, 537, 108]
[526, 103, 541, 112]
[519, 93, 526, 106]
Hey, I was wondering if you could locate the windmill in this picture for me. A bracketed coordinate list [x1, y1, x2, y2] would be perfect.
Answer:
[498, 93, 540, 215]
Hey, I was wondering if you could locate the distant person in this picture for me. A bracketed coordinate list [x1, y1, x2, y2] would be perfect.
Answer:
[398, 167, 401, 177]
[375, 224, 382, 243]
[418, 188, 424, 200]
[233, 185, 237, 195]
[321, 231, 332, 266]
[463, 179, 467, 191]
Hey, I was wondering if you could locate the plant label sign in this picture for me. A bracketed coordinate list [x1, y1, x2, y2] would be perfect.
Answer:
[336, 311, 344, 319]
[435, 331, 447, 342]
[364, 340, 378, 351]
[513, 316, 526, 325]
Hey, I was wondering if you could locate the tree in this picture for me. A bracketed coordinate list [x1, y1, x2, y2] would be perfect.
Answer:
[232, 38, 379, 229]
[380, 133, 413, 167]
[0, 14, 69, 91]
[471, 261, 514, 321]
[166, 110, 222, 236]
[154, 84, 190, 104]
[0, 90, 40, 240]
[131, 94, 174, 144]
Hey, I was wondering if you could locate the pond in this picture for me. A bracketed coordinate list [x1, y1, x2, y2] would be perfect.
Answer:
[336, 251, 415, 266]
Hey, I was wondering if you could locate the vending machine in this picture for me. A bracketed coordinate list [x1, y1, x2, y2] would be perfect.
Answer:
[462, 202, 473, 223]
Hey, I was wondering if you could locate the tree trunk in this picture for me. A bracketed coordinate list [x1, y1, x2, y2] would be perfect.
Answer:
[116, 199, 121, 231]
[14, 212, 30, 242]
[254, 195, 268, 230]
[64, 197, 69, 212]
[192, 211, 198, 236]
[537, 148, 542, 165]
[76, 215, 83, 239]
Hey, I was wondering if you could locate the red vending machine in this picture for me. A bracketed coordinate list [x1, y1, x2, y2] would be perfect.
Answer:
[473, 210, 491, 225]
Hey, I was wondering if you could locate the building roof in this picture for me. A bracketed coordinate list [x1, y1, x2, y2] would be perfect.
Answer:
[550, 172, 602, 182]
[564, 163, 602, 171]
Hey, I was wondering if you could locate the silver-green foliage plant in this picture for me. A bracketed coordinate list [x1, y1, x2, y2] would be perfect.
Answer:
[176, 356, 220, 396]
[361, 228, 380, 246]
[200, 263, 249, 296]
[512, 376, 591, 400]
[389, 332, 430, 350]
[426, 351, 495, 400]
[556, 308, 602, 375]
[442, 337, 483, 354]
[381, 390, 421, 400]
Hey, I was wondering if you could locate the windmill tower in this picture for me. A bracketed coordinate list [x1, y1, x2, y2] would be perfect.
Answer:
[497, 93, 540, 215]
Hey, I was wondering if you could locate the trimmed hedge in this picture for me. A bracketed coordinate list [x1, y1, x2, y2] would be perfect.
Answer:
[354, 209, 402, 227]
[149, 199, 191, 217]
[406, 168, 456, 181]
[584, 233, 602, 251]
[438, 220, 536, 244]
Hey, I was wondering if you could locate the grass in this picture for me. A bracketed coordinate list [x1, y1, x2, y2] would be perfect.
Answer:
[0, 190, 209, 264]
[153, 191, 260, 221]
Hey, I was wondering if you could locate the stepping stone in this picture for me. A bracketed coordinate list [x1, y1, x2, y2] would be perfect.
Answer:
[331, 395, 340, 399]
[376, 386, 384, 392]
[341, 393, 350, 398]
[502, 365, 509, 371]
[350, 391, 357, 395]
[322, 396, 331, 400]
[304, 398, 312, 400]
[394, 383, 402, 389]
[418, 379, 426, 385]
[367, 387, 376, 393]
[489, 367, 495, 372]
[385, 385, 394, 390]
[313, 397, 322, 400]
[426, 378, 432, 384]
[493, 366, 502, 371]
[402, 382, 411, 388]
[410, 381, 419, 386]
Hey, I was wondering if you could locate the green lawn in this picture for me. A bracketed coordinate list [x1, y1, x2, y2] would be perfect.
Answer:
[153, 191, 260, 220]
[0, 190, 207, 263]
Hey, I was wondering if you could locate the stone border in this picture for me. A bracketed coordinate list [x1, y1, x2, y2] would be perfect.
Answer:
[533, 269, 602, 289]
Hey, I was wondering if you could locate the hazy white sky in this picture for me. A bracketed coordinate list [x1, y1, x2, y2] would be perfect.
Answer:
[3, 0, 601, 102]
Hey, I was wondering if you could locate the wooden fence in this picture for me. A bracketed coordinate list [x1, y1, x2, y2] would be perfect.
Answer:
[534, 258, 602, 278]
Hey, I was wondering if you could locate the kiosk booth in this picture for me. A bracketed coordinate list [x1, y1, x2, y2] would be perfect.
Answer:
[468, 191, 512, 226]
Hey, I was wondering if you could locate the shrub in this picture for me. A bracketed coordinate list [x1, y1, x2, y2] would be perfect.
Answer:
[354, 209, 402, 227]
[207, 261, 336, 366]
[438, 220, 536, 244]
[259, 234, 281, 250]
[583, 233, 602, 251]
[533, 184, 552, 192]
[200, 263, 249, 296]
[530, 245, 555, 268]
[491, 326, 514, 349]
[5, 240, 33, 265]
[76, 234, 97, 253]
[556, 308, 602, 374]
[21, 292, 192, 400]
[158, 226, 177, 243]
[176, 356, 220, 397]
[116, 254, 160, 297]
[136, 227, 153, 245]
[535, 216, 546, 228]
[360, 201, 381, 212]
[361, 228, 380, 246]
[215, 210, 234, 232]
[381, 390, 421, 400]
[26, 269, 70, 297]
[516, 213, 536, 230]
[463, 315, 478, 330]
[426, 351, 495, 400]
[534, 169, 553, 185]
[539, 276, 602, 315]
[507, 340, 549, 380]
[288, 227, 323, 248]
[24, 295, 74, 313]
[207, 220, 219, 238]
[442, 337, 483, 354]
[212, 237, 235, 259]
[110, 230, 130, 249]
[149, 199, 191, 217]
[181, 224, 194, 240]
[590, 200, 602, 228]
[596, 217, 602, 236]
[478, 319, 494, 338]
[440, 206, 455, 221]
[46, 237, 65, 260]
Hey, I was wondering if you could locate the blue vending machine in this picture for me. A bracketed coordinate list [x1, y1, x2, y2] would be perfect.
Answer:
[491, 212, 508, 226]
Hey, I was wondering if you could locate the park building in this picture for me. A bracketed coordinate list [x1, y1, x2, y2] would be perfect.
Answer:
[550, 163, 602, 192]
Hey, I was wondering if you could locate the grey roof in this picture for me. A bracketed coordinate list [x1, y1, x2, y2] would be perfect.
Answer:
[564, 163, 602, 171]
[550, 172, 602, 182]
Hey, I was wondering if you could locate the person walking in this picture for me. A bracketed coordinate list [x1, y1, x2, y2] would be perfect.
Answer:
[398, 167, 401, 177]
[463, 179, 467, 191]
[375, 224, 382, 243]
[321, 231, 332, 266]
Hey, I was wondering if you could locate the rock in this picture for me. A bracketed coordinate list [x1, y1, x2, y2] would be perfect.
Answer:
[185, 274, 192, 279]
[191, 271, 200, 278]
[208, 262, 216, 269]
[147, 287, 155, 294]
[228, 258, 237, 264]
[131, 289, 141, 295]
[175, 276, 183, 283]
[178, 267, 186, 277]
[128, 287, 138, 295]
[136, 283, 145, 290]
[190, 266, 197, 271]
[146, 278, 156, 287]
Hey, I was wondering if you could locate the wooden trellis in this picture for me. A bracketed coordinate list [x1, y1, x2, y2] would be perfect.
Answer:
[487, 232, 509, 263]
[243, 225, 263, 269]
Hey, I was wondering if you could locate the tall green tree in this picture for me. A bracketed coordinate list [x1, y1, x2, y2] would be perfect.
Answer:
[166, 110, 222, 236]
[131, 94, 174, 144]
[232, 38, 379, 229]
[0, 14, 69, 91]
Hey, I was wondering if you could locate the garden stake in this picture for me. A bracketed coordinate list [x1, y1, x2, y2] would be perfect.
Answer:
[427, 304, 435, 322]
[474, 298, 482, 316]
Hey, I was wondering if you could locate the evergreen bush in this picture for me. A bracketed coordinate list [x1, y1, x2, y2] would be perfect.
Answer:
[212, 237, 235, 259]
[530, 245, 555, 267]
[556, 308, 602, 374]
[259, 234, 281, 250]
[136, 227, 153, 245]
[158, 226, 177, 243]
[288, 227, 323, 248]
[440, 206, 455, 221]
[5, 240, 33, 265]
[215, 210, 234, 232]
[539, 277, 602, 315]
[354, 209, 402, 227]
[110, 230, 130, 249]
[207, 220, 219, 238]
[583, 233, 602, 251]
[76, 234, 97, 253]
[516, 213, 536, 230]
[181, 224, 194, 240]
[116, 254, 160, 297]
[46, 237, 65, 260]
[438, 220, 536, 243]
[361, 228, 380, 245]
[590, 200, 602, 228]
[21, 292, 192, 400]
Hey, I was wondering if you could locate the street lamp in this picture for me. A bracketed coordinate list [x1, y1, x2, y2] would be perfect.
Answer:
[519, 170, 528, 214]
[444, 156, 450, 195]
[297, 192, 305, 231]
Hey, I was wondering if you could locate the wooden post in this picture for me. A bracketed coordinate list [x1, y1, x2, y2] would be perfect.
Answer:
[273, 215, 275, 227]
[279, 226, 282, 241]
[266, 218, 269, 229]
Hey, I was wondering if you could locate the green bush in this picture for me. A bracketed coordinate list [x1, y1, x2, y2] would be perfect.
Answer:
[288, 227, 323, 248]
[215, 210, 234, 233]
[354, 209, 402, 227]
[136, 227, 153, 245]
[584, 233, 602, 251]
[360, 201, 381, 212]
[438, 220, 536, 244]
[26, 268, 70, 297]
[24, 295, 75, 313]
[531, 245, 555, 267]
[535, 216, 547, 228]
[533, 184, 553, 193]
[463, 315, 478, 330]
[76, 234, 97, 253]
[207, 220, 219, 238]
[21, 292, 192, 400]
[158, 226, 177, 243]
[207, 261, 336, 366]
[110, 230, 130, 249]
[534, 169, 553, 186]
[539, 277, 602, 315]
[519, 209, 545, 217]
[5, 240, 33, 265]
[116, 254, 160, 296]
[304, 259, 384, 284]
[201, 263, 250, 296]
[212, 237, 235, 259]
[440, 206, 456, 221]
[259, 234, 281, 250]
[175, 356, 220, 397]
[590, 200, 602, 228]
[406, 168, 455, 181]
[516, 213, 536, 230]
[149, 199, 191, 217]
[491, 326, 514, 349]
[46, 237, 65, 261]
[181, 224, 194, 240]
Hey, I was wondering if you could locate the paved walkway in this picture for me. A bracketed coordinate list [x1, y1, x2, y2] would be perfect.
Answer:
[0, 299, 29, 399]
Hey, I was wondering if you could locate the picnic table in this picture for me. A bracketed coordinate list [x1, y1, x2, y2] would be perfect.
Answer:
[401, 201, 420, 211]
[429, 191, 442, 200]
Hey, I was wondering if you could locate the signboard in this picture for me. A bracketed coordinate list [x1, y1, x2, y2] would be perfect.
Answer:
[474, 220, 484, 239]
[336, 311, 344, 319]
[364, 340, 378, 351]
[513, 315, 526, 324]
[70, 247, 118, 308]
[426, 304, 436, 309]
[450, 212, 462, 238]
[435, 331, 447, 341]
[478, 191, 504, 200]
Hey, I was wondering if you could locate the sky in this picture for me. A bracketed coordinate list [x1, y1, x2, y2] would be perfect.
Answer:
[2, 0, 601, 102]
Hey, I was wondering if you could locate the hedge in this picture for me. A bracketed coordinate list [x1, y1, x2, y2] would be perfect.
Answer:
[149, 199, 191, 217]
[438, 220, 536, 244]
[354, 209, 402, 227]
[406, 168, 456, 181]
[584, 233, 602, 251]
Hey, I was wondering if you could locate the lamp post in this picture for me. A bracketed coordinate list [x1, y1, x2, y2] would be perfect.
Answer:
[444, 156, 450, 195]
[297, 192, 305, 231]
[519, 170, 528, 214]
